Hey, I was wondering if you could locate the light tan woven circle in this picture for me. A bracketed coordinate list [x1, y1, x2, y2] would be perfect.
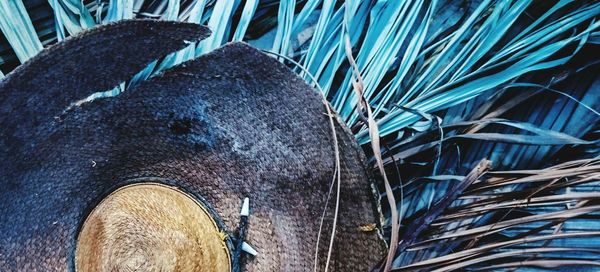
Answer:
[75, 183, 231, 272]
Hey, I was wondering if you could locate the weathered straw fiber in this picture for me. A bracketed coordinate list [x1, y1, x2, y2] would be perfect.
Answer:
[0, 20, 385, 271]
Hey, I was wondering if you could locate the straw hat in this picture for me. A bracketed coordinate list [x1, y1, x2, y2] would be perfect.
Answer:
[0, 20, 386, 271]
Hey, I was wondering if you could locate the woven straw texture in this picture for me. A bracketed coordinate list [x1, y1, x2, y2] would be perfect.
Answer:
[0, 20, 386, 271]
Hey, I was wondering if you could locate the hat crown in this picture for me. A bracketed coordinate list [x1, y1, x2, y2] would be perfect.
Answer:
[75, 183, 231, 272]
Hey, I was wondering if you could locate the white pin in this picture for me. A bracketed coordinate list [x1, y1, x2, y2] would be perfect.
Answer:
[240, 197, 250, 216]
[241, 242, 258, 256]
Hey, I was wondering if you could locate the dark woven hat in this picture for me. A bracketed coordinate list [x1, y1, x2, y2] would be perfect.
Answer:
[0, 20, 386, 271]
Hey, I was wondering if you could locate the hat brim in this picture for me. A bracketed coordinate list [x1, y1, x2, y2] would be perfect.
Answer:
[0, 20, 386, 271]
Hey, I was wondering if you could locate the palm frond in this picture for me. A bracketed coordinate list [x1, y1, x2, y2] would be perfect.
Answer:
[392, 158, 600, 271]
[0, 0, 42, 62]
